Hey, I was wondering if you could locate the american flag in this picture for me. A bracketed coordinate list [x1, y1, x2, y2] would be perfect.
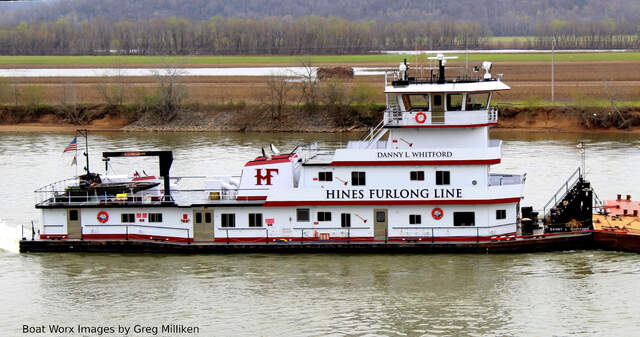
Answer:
[63, 137, 77, 152]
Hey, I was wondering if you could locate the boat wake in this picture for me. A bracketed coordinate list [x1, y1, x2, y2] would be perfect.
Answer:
[0, 220, 21, 254]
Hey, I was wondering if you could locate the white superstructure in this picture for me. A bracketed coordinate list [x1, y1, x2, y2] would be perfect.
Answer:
[35, 55, 525, 244]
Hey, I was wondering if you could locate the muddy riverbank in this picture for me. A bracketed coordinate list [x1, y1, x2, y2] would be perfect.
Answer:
[2, 104, 640, 133]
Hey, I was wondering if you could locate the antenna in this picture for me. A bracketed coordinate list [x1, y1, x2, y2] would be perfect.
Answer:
[427, 53, 458, 83]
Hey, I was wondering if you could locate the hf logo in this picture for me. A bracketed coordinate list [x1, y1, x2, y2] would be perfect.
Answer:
[255, 168, 279, 185]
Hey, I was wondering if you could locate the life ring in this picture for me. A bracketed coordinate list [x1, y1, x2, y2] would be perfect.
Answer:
[432, 208, 443, 220]
[415, 112, 427, 124]
[97, 211, 109, 223]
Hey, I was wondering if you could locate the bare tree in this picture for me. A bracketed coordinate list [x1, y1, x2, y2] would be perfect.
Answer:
[265, 73, 294, 120]
[97, 64, 126, 107]
[150, 60, 188, 121]
[294, 60, 318, 111]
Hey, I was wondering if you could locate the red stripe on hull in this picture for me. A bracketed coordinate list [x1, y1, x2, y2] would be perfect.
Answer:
[236, 196, 267, 201]
[40, 234, 68, 240]
[264, 197, 521, 207]
[329, 159, 500, 166]
[398, 123, 498, 128]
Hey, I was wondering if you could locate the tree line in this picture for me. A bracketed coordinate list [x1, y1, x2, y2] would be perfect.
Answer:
[2, 0, 640, 38]
[0, 16, 637, 55]
[0, 16, 490, 55]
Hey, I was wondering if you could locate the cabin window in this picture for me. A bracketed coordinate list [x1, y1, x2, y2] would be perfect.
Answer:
[409, 214, 422, 224]
[341, 213, 351, 228]
[69, 210, 79, 221]
[318, 172, 333, 181]
[453, 212, 475, 226]
[466, 93, 490, 110]
[249, 213, 263, 227]
[121, 213, 135, 223]
[446, 94, 463, 111]
[410, 171, 425, 181]
[318, 212, 331, 222]
[221, 213, 235, 227]
[436, 171, 450, 185]
[195, 212, 202, 223]
[205, 212, 212, 223]
[376, 211, 386, 223]
[296, 208, 310, 222]
[351, 171, 366, 186]
[149, 213, 162, 223]
[496, 209, 506, 220]
[402, 94, 429, 111]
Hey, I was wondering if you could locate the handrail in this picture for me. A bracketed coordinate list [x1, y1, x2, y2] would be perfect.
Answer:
[392, 222, 516, 230]
[542, 167, 582, 218]
[35, 187, 272, 206]
[82, 223, 191, 242]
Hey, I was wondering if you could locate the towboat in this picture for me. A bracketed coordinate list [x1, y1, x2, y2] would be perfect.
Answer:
[22, 55, 597, 253]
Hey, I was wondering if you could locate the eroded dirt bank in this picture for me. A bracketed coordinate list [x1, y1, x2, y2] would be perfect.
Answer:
[2, 104, 640, 133]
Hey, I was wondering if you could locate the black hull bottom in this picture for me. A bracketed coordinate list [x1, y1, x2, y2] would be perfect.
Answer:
[19, 232, 603, 254]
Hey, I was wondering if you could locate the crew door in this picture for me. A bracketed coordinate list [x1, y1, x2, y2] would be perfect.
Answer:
[431, 93, 445, 124]
[373, 208, 388, 240]
[193, 209, 214, 242]
[67, 209, 81, 239]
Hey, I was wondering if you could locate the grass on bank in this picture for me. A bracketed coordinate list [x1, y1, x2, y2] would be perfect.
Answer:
[0, 52, 639, 66]
[503, 98, 640, 108]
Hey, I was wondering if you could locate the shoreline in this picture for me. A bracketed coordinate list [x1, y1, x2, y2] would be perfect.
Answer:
[2, 120, 640, 134]
[2, 104, 640, 134]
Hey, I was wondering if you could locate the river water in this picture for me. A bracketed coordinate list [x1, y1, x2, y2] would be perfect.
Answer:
[1, 131, 639, 336]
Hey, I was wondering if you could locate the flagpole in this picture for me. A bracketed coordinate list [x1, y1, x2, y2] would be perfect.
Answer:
[75, 141, 78, 177]
[77, 129, 90, 174]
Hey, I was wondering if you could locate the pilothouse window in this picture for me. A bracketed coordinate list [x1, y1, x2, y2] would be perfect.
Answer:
[466, 93, 490, 110]
[401, 94, 430, 111]
[446, 94, 463, 111]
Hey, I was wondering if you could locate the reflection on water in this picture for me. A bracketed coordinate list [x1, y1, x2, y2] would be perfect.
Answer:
[1, 252, 639, 336]
[1, 131, 640, 335]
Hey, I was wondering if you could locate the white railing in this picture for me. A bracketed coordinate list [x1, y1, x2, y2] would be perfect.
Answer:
[35, 188, 271, 207]
[382, 108, 497, 127]
[392, 223, 516, 241]
[489, 107, 499, 123]
[297, 141, 319, 162]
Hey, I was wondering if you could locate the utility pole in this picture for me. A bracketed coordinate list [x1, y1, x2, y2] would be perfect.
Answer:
[551, 39, 555, 103]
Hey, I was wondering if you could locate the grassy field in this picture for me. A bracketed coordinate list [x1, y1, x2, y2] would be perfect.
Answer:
[1, 52, 640, 67]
